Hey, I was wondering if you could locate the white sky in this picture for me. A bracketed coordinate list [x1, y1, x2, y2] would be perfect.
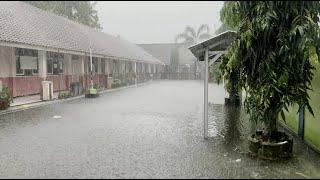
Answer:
[96, 1, 224, 44]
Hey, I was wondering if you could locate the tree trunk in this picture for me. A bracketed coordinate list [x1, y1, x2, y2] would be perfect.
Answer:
[266, 112, 278, 141]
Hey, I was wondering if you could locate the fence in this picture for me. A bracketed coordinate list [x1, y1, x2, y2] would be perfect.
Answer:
[283, 62, 320, 151]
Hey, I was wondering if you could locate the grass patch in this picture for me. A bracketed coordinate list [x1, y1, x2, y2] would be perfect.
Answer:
[282, 63, 320, 151]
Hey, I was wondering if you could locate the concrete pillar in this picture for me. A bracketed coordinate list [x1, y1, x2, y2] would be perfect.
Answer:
[134, 62, 137, 87]
[10, 47, 16, 77]
[98, 58, 101, 74]
[65, 54, 72, 90]
[80, 55, 85, 89]
[204, 48, 209, 139]
[80, 56, 85, 75]
[38, 50, 47, 80]
[64, 54, 72, 75]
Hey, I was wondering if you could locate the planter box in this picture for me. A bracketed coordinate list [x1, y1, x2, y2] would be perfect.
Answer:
[85, 88, 99, 98]
[225, 96, 241, 106]
[0, 99, 10, 110]
[248, 131, 293, 160]
[85, 93, 99, 98]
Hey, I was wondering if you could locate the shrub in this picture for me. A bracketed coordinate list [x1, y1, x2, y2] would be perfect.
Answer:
[0, 86, 11, 110]
[58, 91, 71, 99]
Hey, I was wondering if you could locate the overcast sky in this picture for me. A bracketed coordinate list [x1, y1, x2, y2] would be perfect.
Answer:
[96, 1, 224, 44]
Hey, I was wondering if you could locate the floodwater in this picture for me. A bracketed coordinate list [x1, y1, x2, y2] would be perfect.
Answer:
[0, 80, 319, 178]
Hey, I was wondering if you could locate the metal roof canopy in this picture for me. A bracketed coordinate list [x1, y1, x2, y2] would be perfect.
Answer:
[188, 31, 237, 139]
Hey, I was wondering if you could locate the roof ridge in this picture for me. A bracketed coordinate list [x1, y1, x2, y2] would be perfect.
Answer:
[138, 43, 178, 45]
[0, 1, 164, 64]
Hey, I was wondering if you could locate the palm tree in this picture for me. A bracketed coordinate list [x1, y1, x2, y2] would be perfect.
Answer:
[174, 24, 212, 78]
[174, 24, 212, 46]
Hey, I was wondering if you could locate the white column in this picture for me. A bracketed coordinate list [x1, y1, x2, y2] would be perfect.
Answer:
[134, 62, 137, 87]
[38, 50, 47, 80]
[65, 54, 72, 75]
[204, 48, 209, 139]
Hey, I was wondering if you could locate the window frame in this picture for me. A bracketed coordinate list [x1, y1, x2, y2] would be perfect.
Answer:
[15, 48, 39, 76]
[47, 52, 64, 75]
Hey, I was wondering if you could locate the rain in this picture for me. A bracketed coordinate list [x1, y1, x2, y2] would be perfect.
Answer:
[0, 1, 320, 179]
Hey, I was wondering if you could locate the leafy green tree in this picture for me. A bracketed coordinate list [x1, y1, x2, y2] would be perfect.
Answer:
[25, 1, 102, 30]
[215, 24, 229, 35]
[216, 1, 238, 35]
[221, 1, 320, 137]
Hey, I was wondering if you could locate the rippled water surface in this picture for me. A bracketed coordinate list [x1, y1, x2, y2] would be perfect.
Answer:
[0, 80, 319, 178]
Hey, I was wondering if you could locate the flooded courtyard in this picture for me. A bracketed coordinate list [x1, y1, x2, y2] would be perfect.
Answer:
[0, 80, 319, 178]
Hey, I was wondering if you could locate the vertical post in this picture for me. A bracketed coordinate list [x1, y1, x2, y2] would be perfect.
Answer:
[204, 48, 209, 139]
[38, 50, 47, 100]
[298, 105, 305, 139]
[89, 44, 93, 88]
[80, 55, 85, 91]
[134, 62, 137, 87]
[223, 76, 226, 97]
[38, 50, 47, 80]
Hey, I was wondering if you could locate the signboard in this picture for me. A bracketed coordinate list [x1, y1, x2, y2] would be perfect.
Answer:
[20, 56, 37, 69]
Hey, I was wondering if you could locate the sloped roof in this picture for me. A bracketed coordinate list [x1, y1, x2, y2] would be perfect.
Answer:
[188, 31, 237, 61]
[0, 1, 163, 64]
[138, 43, 197, 65]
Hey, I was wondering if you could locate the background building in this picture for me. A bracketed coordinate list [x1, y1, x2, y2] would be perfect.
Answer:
[0, 1, 164, 99]
[138, 43, 202, 80]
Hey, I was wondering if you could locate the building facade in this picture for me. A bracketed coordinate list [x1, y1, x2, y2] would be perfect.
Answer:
[138, 43, 202, 80]
[0, 2, 164, 98]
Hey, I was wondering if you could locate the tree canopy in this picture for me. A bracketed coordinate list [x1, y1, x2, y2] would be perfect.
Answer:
[25, 1, 102, 30]
[221, 1, 320, 132]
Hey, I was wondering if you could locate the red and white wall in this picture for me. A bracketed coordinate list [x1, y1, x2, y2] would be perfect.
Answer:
[0, 45, 164, 98]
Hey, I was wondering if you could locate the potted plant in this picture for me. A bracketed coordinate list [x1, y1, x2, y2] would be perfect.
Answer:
[58, 91, 72, 99]
[221, 1, 320, 160]
[85, 84, 99, 98]
[0, 86, 12, 110]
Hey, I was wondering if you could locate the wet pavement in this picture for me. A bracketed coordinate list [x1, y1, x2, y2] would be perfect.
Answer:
[0, 80, 319, 178]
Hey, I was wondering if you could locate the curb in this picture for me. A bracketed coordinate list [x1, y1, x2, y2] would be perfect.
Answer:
[0, 81, 152, 116]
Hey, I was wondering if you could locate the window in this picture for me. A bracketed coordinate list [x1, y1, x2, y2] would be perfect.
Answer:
[72, 55, 79, 61]
[101, 59, 105, 74]
[47, 52, 64, 75]
[15, 48, 39, 76]
[87, 57, 99, 73]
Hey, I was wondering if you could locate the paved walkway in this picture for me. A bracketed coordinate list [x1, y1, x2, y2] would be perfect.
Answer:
[0, 80, 319, 178]
[11, 93, 59, 107]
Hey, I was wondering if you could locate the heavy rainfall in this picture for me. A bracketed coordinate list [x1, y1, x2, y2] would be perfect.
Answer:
[0, 1, 320, 179]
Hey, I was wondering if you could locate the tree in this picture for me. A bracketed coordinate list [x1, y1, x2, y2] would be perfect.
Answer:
[216, 1, 238, 35]
[215, 23, 230, 35]
[25, 1, 102, 30]
[210, 61, 222, 84]
[174, 25, 212, 77]
[175, 24, 212, 46]
[221, 1, 320, 138]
